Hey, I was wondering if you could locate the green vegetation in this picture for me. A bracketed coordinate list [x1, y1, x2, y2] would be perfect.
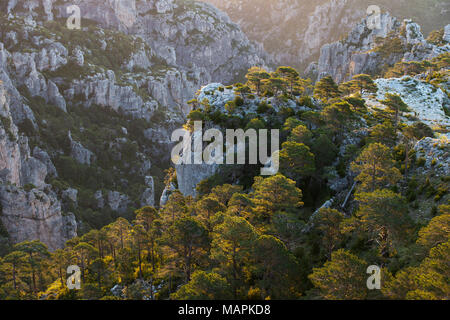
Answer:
[1, 66, 447, 300]
[0, 2, 449, 300]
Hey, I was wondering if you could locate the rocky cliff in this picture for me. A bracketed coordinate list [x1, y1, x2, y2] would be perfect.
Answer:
[0, 83, 76, 251]
[310, 13, 450, 83]
[202, 0, 450, 70]
[307, 13, 450, 83]
[174, 82, 301, 197]
[0, 0, 269, 249]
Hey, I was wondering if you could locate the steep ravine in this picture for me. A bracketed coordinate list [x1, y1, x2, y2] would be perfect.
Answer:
[0, 0, 270, 250]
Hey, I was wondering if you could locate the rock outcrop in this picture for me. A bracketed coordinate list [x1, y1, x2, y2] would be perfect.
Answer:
[312, 14, 450, 83]
[174, 83, 303, 197]
[0, 0, 271, 248]
[0, 83, 76, 251]
[203, 0, 450, 70]
[3, 0, 269, 120]
[159, 182, 176, 207]
[364, 76, 450, 136]
[107, 190, 130, 214]
[414, 137, 450, 177]
[140, 176, 155, 207]
[68, 131, 95, 165]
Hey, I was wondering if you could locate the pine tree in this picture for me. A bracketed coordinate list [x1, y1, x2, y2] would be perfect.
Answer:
[381, 93, 409, 126]
[354, 189, 411, 259]
[162, 217, 208, 283]
[2, 251, 27, 292]
[275, 66, 301, 96]
[321, 101, 355, 140]
[280, 141, 316, 180]
[245, 66, 270, 95]
[252, 235, 301, 299]
[308, 249, 368, 300]
[313, 76, 341, 102]
[251, 174, 303, 225]
[369, 121, 397, 147]
[311, 208, 345, 259]
[210, 215, 257, 298]
[195, 196, 226, 232]
[171, 270, 232, 299]
[351, 143, 402, 192]
[13, 241, 50, 295]
[416, 211, 450, 252]
[289, 125, 313, 146]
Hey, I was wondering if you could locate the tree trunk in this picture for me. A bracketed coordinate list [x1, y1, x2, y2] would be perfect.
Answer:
[138, 241, 143, 279]
[12, 263, 17, 290]
[404, 143, 410, 176]
[30, 253, 37, 294]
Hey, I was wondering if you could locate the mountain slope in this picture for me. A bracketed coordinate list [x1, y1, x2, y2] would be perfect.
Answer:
[310, 13, 450, 83]
[0, 0, 269, 250]
[202, 0, 450, 69]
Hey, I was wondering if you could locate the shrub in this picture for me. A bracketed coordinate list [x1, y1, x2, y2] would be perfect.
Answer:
[225, 101, 236, 113]
[245, 118, 265, 131]
[431, 205, 437, 216]
[0, 219, 9, 238]
[187, 109, 205, 121]
[50, 178, 70, 191]
[257, 101, 270, 114]
[410, 122, 434, 139]
[234, 96, 244, 107]
[416, 157, 426, 167]
[298, 96, 314, 108]
[23, 184, 36, 192]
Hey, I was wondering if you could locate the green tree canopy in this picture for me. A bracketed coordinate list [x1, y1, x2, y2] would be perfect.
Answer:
[251, 174, 304, 225]
[314, 76, 341, 102]
[308, 249, 368, 300]
[171, 270, 232, 300]
[351, 143, 402, 192]
[279, 141, 316, 179]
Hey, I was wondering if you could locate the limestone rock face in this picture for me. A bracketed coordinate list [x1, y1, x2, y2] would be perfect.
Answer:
[203, 0, 450, 69]
[33, 147, 57, 178]
[414, 137, 450, 177]
[0, 100, 22, 186]
[444, 25, 450, 43]
[62, 188, 78, 205]
[0, 0, 268, 248]
[68, 131, 95, 165]
[174, 82, 310, 197]
[0, 85, 76, 250]
[1, 0, 269, 144]
[0, 44, 37, 127]
[313, 14, 450, 83]
[94, 190, 105, 209]
[0, 185, 66, 251]
[21, 155, 48, 188]
[364, 77, 450, 136]
[107, 190, 130, 213]
[62, 212, 77, 240]
[140, 176, 155, 207]
[9, 46, 67, 113]
[159, 182, 176, 207]
[42, 0, 269, 115]
[67, 71, 160, 122]
[203, 0, 364, 69]
[72, 47, 84, 67]
[176, 161, 219, 197]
